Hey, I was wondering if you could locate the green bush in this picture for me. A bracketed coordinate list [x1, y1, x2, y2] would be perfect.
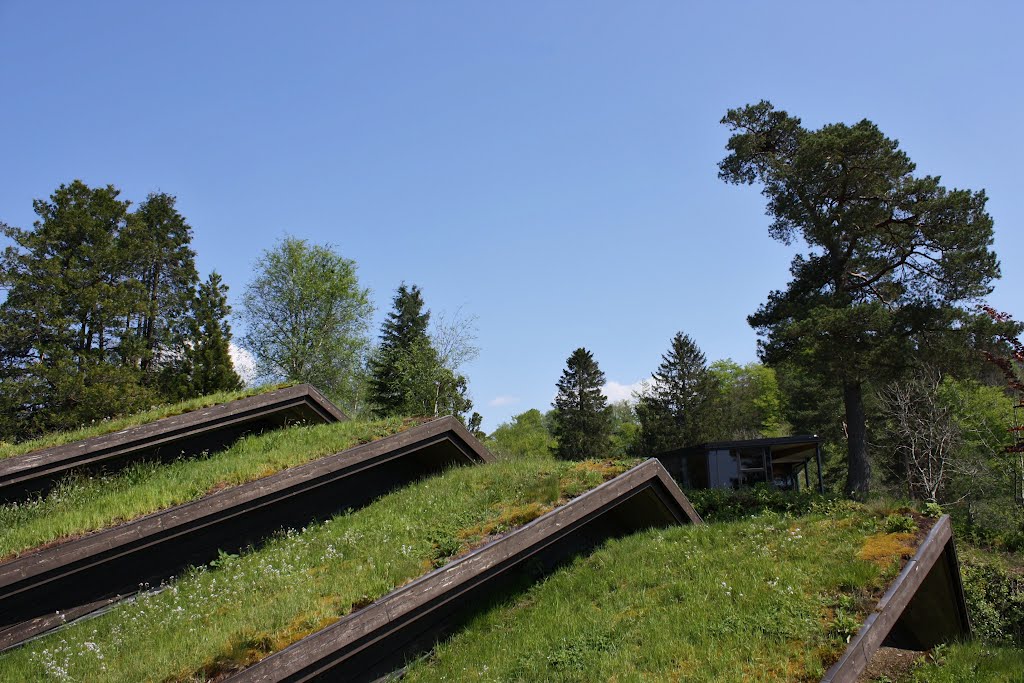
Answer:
[1003, 529, 1024, 554]
[959, 553, 1024, 645]
[684, 484, 831, 522]
[883, 513, 918, 534]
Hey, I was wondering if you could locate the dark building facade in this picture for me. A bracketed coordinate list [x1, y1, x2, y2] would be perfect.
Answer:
[656, 435, 824, 493]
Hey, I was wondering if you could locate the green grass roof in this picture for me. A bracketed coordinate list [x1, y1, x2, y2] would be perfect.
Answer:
[0, 455, 633, 682]
[0, 384, 293, 460]
[0, 417, 413, 559]
[401, 507, 921, 682]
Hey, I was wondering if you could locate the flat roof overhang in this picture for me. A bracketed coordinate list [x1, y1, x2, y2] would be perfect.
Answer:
[698, 434, 821, 451]
[0, 416, 492, 651]
[0, 384, 348, 503]
[660, 435, 822, 466]
[225, 458, 702, 683]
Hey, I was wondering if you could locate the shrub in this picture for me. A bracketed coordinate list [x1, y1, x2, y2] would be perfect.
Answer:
[959, 553, 1024, 645]
[883, 514, 918, 534]
[684, 484, 830, 522]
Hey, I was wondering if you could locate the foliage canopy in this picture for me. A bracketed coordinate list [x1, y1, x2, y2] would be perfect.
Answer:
[720, 101, 1001, 497]
[0, 181, 238, 441]
[634, 332, 717, 455]
[241, 237, 373, 411]
[368, 284, 474, 420]
[551, 347, 612, 460]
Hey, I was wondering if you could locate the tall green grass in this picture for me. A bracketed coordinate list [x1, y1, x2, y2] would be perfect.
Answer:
[907, 641, 1024, 682]
[0, 418, 410, 558]
[401, 510, 903, 682]
[0, 456, 631, 682]
[0, 383, 292, 459]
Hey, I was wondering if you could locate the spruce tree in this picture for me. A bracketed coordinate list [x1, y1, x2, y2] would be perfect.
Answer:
[368, 284, 475, 420]
[122, 192, 199, 389]
[551, 347, 612, 460]
[635, 332, 717, 455]
[185, 272, 242, 396]
[368, 284, 432, 416]
[0, 181, 156, 439]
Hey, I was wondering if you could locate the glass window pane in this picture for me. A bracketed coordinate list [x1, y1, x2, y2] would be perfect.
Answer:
[738, 447, 765, 470]
[742, 469, 768, 486]
[708, 450, 739, 489]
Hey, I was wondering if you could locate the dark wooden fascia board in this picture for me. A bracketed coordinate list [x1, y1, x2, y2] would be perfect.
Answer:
[0, 384, 349, 503]
[227, 458, 701, 683]
[821, 515, 971, 683]
[0, 416, 492, 650]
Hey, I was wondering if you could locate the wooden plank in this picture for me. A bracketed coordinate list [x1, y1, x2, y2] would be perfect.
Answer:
[0, 417, 492, 650]
[820, 515, 971, 683]
[0, 384, 349, 503]
[226, 458, 701, 683]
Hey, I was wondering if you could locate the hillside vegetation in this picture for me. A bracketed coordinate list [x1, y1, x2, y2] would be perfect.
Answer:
[0, 417, 413, 559]
[0, 384, 290, 460]
[402, 504, 923, 682]
[0, 454, 632, 682]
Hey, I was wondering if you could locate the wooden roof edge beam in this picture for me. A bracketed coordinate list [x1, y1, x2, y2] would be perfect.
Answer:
[227, 458, 701, 683]
[0, 416, 492, 651]
[0, 384, 348, 503]
[821, 515, 971, 683]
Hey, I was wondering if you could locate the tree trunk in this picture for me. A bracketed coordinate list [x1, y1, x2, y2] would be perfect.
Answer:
[844, 379, 870, 499]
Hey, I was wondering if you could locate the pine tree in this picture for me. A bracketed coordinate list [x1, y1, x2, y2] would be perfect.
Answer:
[122, 192, 199, 390]
[551, 347, 612, 460]
[0, 181, 156, 440]
[369, 284, 432, 416]
[720, 101, 1001, 497]
[635, 332, 717, 455]
[185, 272, 242, 396]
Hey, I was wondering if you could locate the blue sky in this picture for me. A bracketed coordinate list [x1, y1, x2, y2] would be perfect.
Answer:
[1, 2, 1021, 431]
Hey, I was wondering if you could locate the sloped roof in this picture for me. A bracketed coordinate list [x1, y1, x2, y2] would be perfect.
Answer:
[0, 384, 348, 503]
[0, 416, 491, 651]
[227, 458, 701, 682]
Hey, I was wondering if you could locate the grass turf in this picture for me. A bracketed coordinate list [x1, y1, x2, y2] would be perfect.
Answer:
[0, 417, 413, 559]
[0, 384, 292, 460]
[906, 641, 1024, 682]
[400, 508, 921, 682]
[0, 454, 634, 682]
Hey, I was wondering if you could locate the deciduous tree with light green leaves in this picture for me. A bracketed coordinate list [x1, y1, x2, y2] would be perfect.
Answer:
[487, 408, 554, 459]
[719, 101, 1001, 498]
[240, 237, 373, 411]
[708, 360, 787, 440]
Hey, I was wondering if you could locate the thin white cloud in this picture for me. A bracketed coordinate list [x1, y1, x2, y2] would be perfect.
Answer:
[229, 343, 258, 387]
[601, 379, 648, 404]
[488, 395, 520, 408]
